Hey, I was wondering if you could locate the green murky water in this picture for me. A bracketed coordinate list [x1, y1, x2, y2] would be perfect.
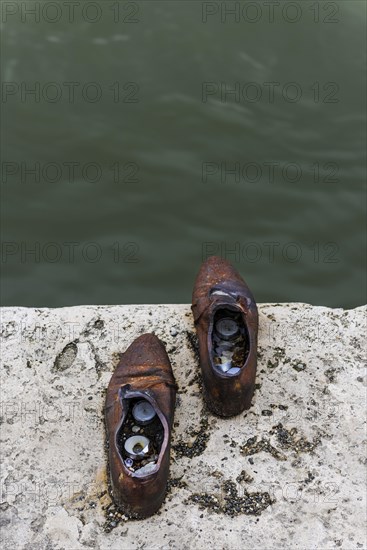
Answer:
[1, 1, 366, 308]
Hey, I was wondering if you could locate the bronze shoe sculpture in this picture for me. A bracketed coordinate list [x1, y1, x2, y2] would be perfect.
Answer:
[192, 256, 258, 417]
[105, 333, 177, 519]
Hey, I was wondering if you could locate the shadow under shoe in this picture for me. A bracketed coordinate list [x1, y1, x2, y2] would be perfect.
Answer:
[105, 333, 177, 518]
[192, 256, 258, 417]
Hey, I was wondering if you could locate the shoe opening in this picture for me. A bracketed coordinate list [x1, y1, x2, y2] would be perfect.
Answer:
[116, 396, 164, 477]
[211, 307, 249, 376]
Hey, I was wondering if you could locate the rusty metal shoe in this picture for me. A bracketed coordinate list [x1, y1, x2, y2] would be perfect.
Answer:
[192, 256, 258, 417]
[105, 333, 177, 518]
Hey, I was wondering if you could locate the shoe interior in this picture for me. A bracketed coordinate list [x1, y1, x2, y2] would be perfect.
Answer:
[117, 397, 164, 476]
[211, 308, 249, 376]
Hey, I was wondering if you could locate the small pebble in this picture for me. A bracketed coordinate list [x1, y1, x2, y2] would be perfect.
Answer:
[218, 361, 232, 373]
[227, 367, 241, 376]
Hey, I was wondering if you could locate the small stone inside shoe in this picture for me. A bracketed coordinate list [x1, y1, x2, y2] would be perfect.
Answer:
[135, 462, 157, 476]
[218, 360, 232, 373]
[227, 367, 241, 375]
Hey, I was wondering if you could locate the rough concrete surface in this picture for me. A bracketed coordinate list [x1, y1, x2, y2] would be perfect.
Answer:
[0, 303, 366, 550]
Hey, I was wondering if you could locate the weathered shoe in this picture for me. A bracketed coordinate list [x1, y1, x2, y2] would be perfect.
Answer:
[105, 333, 177, 518]
[192, 256, 258, 417]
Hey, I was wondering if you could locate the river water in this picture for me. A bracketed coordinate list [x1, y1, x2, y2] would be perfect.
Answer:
[1, 0, 366, 308]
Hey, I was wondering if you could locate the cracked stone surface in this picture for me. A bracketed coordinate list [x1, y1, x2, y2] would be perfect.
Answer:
[0, 303, 366, 549]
